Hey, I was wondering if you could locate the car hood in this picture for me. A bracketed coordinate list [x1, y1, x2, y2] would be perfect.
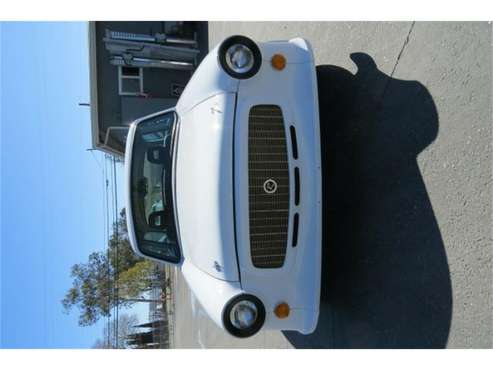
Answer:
[174, 92, 240, 282]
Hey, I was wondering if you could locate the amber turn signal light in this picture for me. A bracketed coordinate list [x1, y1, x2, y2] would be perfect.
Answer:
[271, 54, 286, 70]
[274, 302, 290, 319]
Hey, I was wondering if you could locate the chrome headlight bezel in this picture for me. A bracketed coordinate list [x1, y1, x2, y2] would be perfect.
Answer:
[218, 35, 262, 80]
[222, 294, 266, 338]
[225, 44, 255, 74]
[229, 300, 258, 329]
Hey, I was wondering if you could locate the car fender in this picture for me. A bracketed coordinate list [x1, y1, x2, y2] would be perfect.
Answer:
[180, 259, 243, 330]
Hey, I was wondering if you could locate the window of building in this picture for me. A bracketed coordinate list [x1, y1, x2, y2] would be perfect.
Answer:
[118, 66, 143, 96]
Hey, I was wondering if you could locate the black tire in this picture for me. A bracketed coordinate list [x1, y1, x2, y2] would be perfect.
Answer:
[218, 35, 262, 79]
[222, 294, 266, 338]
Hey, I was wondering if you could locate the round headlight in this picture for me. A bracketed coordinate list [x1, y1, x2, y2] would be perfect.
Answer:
[230, 300, 258, 329]
[225, 44, 255, 74]
[218, 35, 262, 79]
[222, 294, 266, 338]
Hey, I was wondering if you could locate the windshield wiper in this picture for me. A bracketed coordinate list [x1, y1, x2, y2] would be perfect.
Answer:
[161, 167, 167, 207]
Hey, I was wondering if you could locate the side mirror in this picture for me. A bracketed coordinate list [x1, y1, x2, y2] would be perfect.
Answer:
[148, 211, 168, 229]
[147, 146, 169, 164]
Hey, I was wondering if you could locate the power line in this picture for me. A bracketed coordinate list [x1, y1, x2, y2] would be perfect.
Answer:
[112, 155, 120, 348]
[97, 153, 121, 348]
[87, 148, 103, 170]
[107, 154, 117, 348]
[103, 153, 111, 348]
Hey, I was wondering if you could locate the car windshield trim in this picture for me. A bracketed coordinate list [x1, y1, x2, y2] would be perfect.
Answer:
[130, 111, 181, 263]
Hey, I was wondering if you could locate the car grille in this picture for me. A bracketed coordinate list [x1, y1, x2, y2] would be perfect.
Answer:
[248, 105, 289, 268]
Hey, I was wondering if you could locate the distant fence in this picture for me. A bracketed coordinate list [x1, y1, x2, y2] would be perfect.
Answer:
[126, 264, 175, 348]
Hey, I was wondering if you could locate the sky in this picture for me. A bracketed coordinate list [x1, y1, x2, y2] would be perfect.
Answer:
[0, 22, 137, 348]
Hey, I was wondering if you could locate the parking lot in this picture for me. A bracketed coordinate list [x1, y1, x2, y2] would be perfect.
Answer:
[171, 22, 492, 348]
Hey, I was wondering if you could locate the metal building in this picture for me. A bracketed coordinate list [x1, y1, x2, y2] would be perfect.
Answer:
[89, 21, 208, 156]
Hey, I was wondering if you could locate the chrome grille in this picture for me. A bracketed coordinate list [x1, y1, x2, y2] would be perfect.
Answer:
[248, 105, 289, 268]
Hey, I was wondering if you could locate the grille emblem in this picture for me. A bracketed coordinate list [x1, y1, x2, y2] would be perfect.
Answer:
[263, 178, 278, 194]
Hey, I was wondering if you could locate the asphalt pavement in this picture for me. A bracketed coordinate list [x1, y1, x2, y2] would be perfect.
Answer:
[171, 22, 492, 349]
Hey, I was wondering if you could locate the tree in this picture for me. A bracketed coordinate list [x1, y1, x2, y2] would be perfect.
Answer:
[108, 208, 141, 273]
[62, 251, 113, 326]
[62, 208, 146, 326]
[92, 313, 139, 349]
[117, 260, 157, 299]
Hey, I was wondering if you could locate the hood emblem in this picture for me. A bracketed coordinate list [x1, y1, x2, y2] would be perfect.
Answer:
[263, 178, 278, 194]
[210, 105, 223, 114]
[213, 261, 222, 272]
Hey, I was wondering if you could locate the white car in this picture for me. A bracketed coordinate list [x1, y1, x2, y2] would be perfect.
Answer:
[125, 35, 321, 338]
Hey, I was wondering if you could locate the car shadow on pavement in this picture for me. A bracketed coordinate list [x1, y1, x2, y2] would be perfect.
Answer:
[283, 53, 452, 349]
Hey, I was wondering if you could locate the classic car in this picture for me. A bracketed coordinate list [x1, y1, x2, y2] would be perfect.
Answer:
[125, 35, 322, 338]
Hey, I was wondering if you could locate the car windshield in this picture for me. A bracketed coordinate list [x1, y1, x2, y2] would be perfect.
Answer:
[130, 111, 180, 263]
